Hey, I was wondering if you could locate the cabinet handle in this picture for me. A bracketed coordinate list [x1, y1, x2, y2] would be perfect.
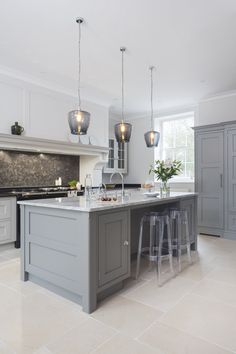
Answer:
[220, 174, 223, 188]
[123, 240, 129, 246]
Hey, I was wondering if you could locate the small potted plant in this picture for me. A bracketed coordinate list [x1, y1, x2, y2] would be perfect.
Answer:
[149, 159, 182, 196]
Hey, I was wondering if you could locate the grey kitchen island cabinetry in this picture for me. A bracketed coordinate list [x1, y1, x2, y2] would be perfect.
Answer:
[98, 210, 130, 288]
[19, 191, 197, 313]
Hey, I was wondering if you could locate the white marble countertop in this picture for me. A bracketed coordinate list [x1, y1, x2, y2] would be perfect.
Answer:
[18, 190, 197, 212]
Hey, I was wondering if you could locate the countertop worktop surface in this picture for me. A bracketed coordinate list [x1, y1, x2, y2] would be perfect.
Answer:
[18, 190, 197, 212]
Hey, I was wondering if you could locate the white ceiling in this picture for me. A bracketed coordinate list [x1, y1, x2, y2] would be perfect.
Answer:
[0, 0, 236, 117]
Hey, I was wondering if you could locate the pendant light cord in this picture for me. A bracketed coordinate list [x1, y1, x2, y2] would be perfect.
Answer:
[150, 66, 154, 130]
[77, 18, 82, 111]
[121, 47, 125, 123]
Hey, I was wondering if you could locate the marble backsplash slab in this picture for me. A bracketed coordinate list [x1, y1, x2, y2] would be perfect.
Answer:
[0, 150, 80, 187]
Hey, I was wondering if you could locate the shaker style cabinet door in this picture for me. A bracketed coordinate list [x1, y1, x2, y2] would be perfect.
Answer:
[0, 197, 16, 244]
[195, 131, 224, 231]
[98, 211, 130, 287]
[226, 129, 236, 234]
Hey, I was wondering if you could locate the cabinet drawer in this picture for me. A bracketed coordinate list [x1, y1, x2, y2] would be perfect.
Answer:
[0, 199, 12, 220]
[0, 220, 13, 243]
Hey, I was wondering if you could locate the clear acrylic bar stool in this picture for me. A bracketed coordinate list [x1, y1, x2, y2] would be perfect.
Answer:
[136, 212, 174, 285]
[169, 209, 192, 272]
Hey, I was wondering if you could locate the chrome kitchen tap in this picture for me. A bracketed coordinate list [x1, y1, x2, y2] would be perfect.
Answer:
[110, 172, 125, 198]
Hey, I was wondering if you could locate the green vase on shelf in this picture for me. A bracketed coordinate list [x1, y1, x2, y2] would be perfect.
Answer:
[11, 122, 24, 135]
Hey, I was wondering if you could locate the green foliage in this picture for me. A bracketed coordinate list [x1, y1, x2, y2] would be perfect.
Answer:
[149, 159, 182, 182]
[68, 179, 77, 188]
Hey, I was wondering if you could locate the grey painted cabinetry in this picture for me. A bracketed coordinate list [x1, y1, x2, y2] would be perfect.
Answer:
[194, 121, 236, 239]
[225, 128, 236, 237]
[0, 197, 16, 244]
[20, 193, 197, 313]
[98, 210, 130, 288]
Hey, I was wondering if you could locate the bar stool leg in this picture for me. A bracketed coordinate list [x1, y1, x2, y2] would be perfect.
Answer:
[157, 220, 164, 286]
[185, 217, 192, 265]
[166, 220, 174, 275]
[177, 218, 182, 272]
[149, 217, 155, 270]
[136, 218, 144, 280]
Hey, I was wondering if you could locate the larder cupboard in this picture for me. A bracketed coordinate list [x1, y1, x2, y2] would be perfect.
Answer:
[194, 121, 236, 239]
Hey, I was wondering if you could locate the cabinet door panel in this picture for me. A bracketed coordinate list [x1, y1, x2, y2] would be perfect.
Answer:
[0, 220, 12, 243]
[227, 129, 236, 235]
[196, 131, 224, 229]
[98, 211, 130, 287]
[0, 199, 12, 219]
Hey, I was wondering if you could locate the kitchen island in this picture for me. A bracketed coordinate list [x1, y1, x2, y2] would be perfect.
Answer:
[18, 190, 197, 313]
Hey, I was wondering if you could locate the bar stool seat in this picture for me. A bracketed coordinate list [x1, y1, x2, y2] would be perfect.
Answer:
[136, 211, 174, 285]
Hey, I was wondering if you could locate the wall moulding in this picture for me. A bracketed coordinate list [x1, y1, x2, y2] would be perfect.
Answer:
[0, 133, 109, 157]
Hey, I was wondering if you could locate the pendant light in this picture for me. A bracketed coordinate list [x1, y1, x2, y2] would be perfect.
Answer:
[144, 66, 160, 147]
[68, 18, 90, 135]
[114, 47, 132, 143]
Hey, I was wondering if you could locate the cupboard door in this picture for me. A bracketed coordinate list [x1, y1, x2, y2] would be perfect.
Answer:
[0, 220, 12, 243]
[196, 131, 224, 229]
[226, 129, 236, 234]
[98, 211, 130, 287]
[0, 198, 12, 220]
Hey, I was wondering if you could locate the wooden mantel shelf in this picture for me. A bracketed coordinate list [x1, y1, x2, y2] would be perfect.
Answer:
[0, 133, 109, 157]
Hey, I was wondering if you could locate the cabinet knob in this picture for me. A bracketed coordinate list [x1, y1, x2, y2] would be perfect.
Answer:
[124, 240, 129, 246]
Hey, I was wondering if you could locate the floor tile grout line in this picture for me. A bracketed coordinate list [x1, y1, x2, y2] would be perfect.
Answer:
[152, 318, 236, 354]
[118, 293, 165, 315]
[198, 275, 236, 289]
[44, 317, 91, 349]
[134, 318, 161, 340]
[186, 291, 236, 311]
[121, 278, 201, 316]
[88, 316, 120, 334]
[134, 337, 165, 354]
[89, 332, 119, 354]
[119, 277, 151, 296]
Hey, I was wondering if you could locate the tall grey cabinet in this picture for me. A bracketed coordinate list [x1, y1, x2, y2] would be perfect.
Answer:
[194, 121, 236, 239]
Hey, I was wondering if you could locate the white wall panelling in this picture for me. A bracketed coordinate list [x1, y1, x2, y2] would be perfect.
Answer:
[0, 71, 109, 187]
[0, 72, 109, 147]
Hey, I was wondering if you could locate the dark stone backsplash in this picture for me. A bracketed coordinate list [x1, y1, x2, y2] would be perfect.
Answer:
[0, 150, 80, 187]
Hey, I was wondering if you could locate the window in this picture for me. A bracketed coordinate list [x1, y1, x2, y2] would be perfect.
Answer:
[155, 113, 194, 181]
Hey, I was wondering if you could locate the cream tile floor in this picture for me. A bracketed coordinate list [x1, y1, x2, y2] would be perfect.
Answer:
[0, 236, 236, 354]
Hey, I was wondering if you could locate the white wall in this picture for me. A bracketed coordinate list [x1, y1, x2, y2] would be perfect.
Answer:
[124, 117, 154, 184]
[0, 73, 109, 147]
[124, 113, 195, 191]
[198, 93, 236, 126]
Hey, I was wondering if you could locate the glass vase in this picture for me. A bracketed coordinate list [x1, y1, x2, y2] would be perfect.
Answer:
[160, 180, 170, 197]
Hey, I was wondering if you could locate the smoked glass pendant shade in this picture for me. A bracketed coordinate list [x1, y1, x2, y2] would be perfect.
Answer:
[68, 110, 90, 135]
[144, 130, 160, 147]
[115, 122, 132, 143]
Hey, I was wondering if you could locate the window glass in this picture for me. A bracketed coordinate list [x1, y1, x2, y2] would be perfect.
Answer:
[155, 114, 194, 180]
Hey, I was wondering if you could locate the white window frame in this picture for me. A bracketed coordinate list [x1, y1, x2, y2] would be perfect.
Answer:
[154, 112, 195, 183]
